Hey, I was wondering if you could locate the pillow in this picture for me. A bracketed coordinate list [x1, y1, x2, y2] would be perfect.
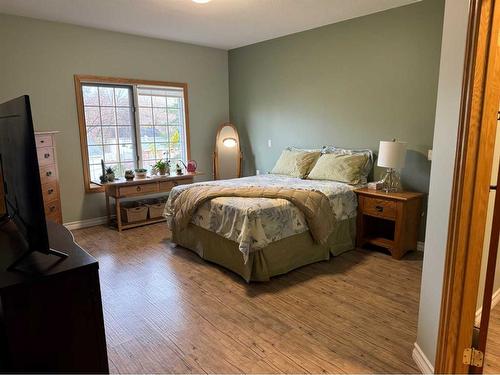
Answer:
[271, 149, 321, 178]
[307, 153, 368, 184]
[322, 146, 374, 184]
[286, 146, 323, 153]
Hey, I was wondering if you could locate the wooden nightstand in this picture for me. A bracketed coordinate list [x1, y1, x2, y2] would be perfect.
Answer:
[354, 188, 424, 259]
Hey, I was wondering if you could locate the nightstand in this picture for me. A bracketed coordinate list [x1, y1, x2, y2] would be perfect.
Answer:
[354, 188, 424, 259]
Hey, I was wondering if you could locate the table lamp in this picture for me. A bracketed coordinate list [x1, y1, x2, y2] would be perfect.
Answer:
[378, 139, 407, 192]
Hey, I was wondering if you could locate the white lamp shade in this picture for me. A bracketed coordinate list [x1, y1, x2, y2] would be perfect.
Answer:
[377, 141, 407, 169]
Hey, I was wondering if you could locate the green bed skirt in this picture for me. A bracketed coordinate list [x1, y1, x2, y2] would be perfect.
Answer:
[172, 217, 356, 282]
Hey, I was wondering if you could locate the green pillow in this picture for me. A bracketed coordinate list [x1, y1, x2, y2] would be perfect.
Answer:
[307, 153, 368, 184]
[271, 149, 321, 178]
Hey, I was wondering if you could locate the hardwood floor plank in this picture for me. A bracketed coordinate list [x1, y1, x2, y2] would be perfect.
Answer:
[73, 223, 422, 373]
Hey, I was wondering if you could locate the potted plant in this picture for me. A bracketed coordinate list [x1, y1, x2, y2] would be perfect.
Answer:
[124, 170, 135, 181]
[105, 166, 116, 182]
[154, 159, 170, 176]
[135, 168, 148, 179]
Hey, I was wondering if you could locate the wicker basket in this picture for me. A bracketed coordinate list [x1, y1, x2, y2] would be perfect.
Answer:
[145, 201, 166, 219]
[120, 204, 148, 223]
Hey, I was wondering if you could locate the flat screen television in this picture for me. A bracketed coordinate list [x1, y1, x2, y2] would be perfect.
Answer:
[0, 95, 67, 269]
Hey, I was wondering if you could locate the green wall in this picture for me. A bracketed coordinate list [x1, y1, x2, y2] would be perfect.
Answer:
[229, 0, 444, 198]
[0, 14, 229, 223]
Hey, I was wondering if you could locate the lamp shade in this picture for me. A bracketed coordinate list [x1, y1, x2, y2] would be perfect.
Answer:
[377, 140, 407, 169]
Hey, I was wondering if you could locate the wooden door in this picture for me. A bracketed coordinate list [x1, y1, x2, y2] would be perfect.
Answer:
[475, 161, 500, 373]
[435, 0, 500, 372]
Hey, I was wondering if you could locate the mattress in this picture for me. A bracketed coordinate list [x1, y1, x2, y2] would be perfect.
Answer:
[164, 174, 360, 260]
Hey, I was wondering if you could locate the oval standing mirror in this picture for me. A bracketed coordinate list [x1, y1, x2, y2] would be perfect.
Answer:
[213, 122, 242, 180]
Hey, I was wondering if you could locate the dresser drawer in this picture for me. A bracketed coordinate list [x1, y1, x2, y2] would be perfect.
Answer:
[361, 196, 397, 219]
[37, 147, 55, 166]
[35, 134, 53, 148]
[119, 183, 158, 197]
[42, 181, 59, 203]
[44, 199, 61, 217]
[39, 164, 58, 184]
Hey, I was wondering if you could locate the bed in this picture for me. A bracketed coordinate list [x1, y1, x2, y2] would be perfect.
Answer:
[164, 173, 361, 281]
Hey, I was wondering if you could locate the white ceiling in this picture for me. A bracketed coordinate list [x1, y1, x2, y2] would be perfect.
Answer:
[0, 0, 419, 50]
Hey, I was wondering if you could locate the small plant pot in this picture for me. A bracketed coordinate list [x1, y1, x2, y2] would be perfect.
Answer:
[135, 172, 147, 179]
[158, 168, 167, 176]
[106, 173, 115, 182]
[124, 171, 135, 180]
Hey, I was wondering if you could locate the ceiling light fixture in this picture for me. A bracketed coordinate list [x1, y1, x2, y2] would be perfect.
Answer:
[192, 0, 211, 3]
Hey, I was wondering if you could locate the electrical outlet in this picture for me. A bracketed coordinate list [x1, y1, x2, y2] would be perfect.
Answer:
[428, 149, 433, 161]
[267, 139, 272, 148]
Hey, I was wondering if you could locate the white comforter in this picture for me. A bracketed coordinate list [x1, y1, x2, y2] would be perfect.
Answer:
[164, 174, 359, 259]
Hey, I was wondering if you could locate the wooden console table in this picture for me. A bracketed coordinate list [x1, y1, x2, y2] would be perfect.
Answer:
[94, 173, 197, 231]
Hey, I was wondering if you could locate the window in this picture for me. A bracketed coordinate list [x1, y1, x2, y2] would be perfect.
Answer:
[75, 75, 190, 192]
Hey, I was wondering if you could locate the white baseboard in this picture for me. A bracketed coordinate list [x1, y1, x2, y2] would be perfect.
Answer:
[417, 241, 425, 252]
[64, 216, 108, 231]
[412, 342, 434, 374]
[475, 287, 500, 326]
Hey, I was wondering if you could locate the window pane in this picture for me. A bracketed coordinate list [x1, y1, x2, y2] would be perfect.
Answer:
[167, 97, 180, 108]
[102, 127, 117, 144]
[88, 145, 104, 164]
[116, 107, 132, 125]
[84, 107, 100, 126]
[139, 107, 153, 125]
[140, 126, 154, 143]
[89, 164, 102, 182]
[136, 86, 187, 168]
[141, 143, 156, 161]
[87, 126, 102, 145]
[99, 87, 115, 106]
[101, 107, 116, 125]
[104, 144, 119, 163]
[155, 126, 168, 142]
[83, 86, 99, 106]
[155, 143, 168, 160]
[115, 88, 131, 106]
[152, 96, 166, 107]
[168, 126, 181, 144]
[153, 107, 167, 125]
[81, 83, 137, 188]
[119, 144, 135, 162]
[167, 109, 180, 124]
[138, 95, 151, 107]
[118, 126, 133, 143]
[169, 143, 182, 161]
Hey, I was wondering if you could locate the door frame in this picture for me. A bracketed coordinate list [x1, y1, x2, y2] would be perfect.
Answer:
[435, 0, 500, 373]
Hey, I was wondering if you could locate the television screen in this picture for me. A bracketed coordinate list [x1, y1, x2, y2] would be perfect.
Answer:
[0, 95, 50, 254]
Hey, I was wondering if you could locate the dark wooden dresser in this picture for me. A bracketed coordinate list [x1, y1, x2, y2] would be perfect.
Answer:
[0, 220, 109, 373]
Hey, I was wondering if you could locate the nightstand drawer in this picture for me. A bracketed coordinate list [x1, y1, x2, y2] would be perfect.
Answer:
[362, 197, 397, 219]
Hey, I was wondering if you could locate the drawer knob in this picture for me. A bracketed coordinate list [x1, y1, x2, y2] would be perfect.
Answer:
[46, 171, 52, 177]
[44, 153, 50, 159]
[136, 186, 141, 192]
[173, 181, 178, 186]
[49, 206, 56, 212]
[375, 205, 384, 212]
[48, 188, 54, 194]
[40, 140, 45, 143]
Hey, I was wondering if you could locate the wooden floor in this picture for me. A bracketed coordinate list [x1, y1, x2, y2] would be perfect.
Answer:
[73, 223, 423, 374]
[485, 302, 500, 373]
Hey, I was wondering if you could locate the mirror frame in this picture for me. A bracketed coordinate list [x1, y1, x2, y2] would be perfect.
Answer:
[213, 122, 242, 180]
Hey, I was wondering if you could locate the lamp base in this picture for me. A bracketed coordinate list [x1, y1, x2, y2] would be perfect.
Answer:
[381, 168, 402, 193]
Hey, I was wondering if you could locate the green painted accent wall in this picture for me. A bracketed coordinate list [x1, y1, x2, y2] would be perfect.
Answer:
[0, 14, 229, 224]
[229, 0, 444, 198]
